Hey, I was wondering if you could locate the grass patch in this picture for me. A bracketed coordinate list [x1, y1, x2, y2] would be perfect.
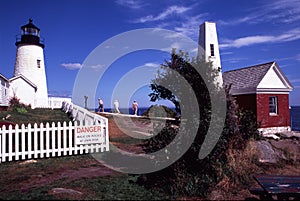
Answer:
[0, 108, 72, 125]
[0, 187, 55, 200]
[67, 175, 172, 200]
[0, 154, 171, 200]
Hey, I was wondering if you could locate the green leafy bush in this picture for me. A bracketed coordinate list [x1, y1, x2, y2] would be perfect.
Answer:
[138, 50, 260, 198]
[8, 95, 31, 113]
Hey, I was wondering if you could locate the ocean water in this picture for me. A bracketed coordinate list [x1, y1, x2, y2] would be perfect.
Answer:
[291, 106, 300, 131]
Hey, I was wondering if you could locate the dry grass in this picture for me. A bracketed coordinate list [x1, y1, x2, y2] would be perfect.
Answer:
[207, 139, 263, 200]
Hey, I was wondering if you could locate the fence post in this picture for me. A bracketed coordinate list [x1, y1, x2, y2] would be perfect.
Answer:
[34, 123, 38, 158]
[51, 122, 56, 157]
[40, 123, 44, 158]
[8, 125, 13, 161]
[46, 123, 50, 158]
[68, 121, 73, 155]
[21, 124, 26, 160]
[57, 122, 62, 156]
[27, 123, 32, 159]
[63, 121, 67, 156]
[15, 124, 19, 161]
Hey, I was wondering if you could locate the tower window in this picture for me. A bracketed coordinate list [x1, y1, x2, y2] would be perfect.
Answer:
[37, 59, 41, 68]
[210, 44, 215, 57]
[269, 96, 278, 115]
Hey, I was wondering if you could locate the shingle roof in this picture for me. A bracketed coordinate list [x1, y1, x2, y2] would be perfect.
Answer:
[223, 61, 275, 92]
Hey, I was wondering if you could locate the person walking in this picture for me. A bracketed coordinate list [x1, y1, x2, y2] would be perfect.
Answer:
[114, 99, 120, 113]
[98, 98, 104, 112]
[132, 100, 138, 115]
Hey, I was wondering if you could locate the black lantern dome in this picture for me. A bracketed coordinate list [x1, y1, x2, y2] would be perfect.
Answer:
[15, 18, 44, 48]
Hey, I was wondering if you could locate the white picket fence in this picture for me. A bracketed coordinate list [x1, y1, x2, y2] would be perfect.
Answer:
[0, 101, 109, 163]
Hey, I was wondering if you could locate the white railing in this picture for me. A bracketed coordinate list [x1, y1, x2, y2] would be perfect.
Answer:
[48, 97, 72, 109]
[0, 101, 110, 163]
[61, 101, 108, 126]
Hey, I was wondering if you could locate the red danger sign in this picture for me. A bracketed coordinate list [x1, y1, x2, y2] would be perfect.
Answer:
[75, 125, 104, 145]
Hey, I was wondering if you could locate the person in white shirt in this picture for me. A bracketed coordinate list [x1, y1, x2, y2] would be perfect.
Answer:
[114, 99, 120, 113]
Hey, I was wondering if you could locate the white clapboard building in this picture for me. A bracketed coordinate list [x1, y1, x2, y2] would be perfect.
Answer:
[0, 19, 70, 109]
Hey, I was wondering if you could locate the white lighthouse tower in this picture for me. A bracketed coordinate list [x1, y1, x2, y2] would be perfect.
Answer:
[198, 21, 223, 87]
[13, 19, 48, 107]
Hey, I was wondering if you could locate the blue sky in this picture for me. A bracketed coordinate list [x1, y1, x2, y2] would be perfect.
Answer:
[0, 0, 299, 108]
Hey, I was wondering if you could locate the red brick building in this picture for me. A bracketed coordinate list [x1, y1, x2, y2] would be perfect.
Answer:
[223, 61, 293, 133]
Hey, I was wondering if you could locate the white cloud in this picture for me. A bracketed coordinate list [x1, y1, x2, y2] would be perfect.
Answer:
[61, 63, 105, 70]
[48, 90, 72, 98]
[115, 0, 147, 9]
[61, 63, 82, 70]
[89, 64, 105, 70]
[221, 51, 234, 55]
[220, 0, 300, 25]
[220, 28, 300, 48]
[221, 57, 248, 64]
[144, 62, 159, 68]
[135, 5, 191, 23]
[173, 14, 206, 39]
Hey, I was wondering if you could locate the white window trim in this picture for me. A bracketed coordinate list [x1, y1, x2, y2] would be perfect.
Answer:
[269, 96, 278, 115]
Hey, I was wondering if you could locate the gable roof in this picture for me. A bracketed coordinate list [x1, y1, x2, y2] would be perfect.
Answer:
[9, 74, 37, 90]
[223, 61, 293, 95]
[0, 73, 9, 82]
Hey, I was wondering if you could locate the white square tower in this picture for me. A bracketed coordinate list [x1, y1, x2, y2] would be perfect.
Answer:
[198, 21, 223, 87]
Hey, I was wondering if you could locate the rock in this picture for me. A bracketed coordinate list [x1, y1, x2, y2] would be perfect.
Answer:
[19, 159, 37, 165]
[207, 190, 225, 200]
[50, 188, 82, 195]
[254, 140, 285, 163]
[278, 131, 300, 139]
[269, 139, 300, 162]
[262, 133, 280, 140]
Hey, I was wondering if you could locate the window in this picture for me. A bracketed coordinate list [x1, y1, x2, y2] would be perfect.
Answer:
[37, 59, 41, 68]
[269, 96, 278, 114]
[210, 44, 215, 57]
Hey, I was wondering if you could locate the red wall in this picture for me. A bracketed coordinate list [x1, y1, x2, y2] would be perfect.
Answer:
[256, 94, 290, 128]
[234, 93, 290, 128]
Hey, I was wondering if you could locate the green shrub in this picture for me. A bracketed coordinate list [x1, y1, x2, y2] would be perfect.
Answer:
[16, 107, 27, 114]
[138, 50, 260, 198]
[8, 95, 31, 112]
